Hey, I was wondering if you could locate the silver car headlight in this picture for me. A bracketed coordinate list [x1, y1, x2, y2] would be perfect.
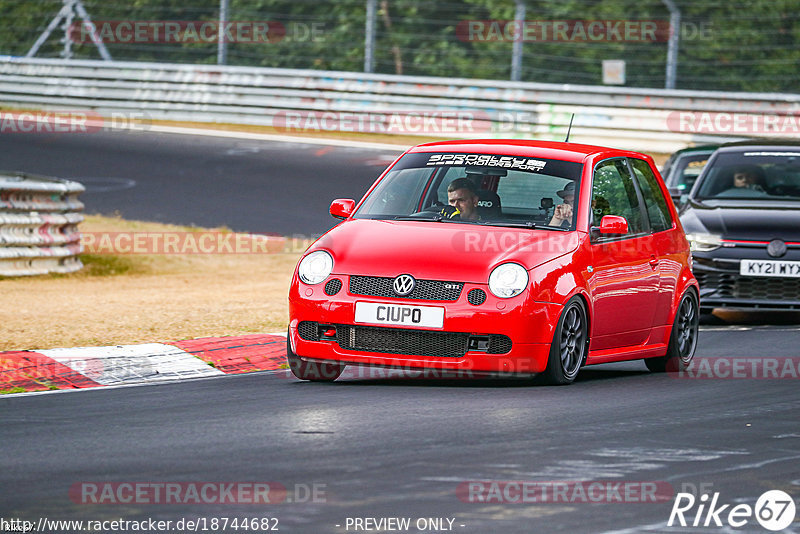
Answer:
[488, 263, 529, 298]
[298, 250, 333, 285]
[686, 233, 723, 252]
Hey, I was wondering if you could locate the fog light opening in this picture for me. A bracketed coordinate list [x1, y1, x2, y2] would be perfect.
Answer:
[468, 335, 490, 352]
[318, 325, 338, 341]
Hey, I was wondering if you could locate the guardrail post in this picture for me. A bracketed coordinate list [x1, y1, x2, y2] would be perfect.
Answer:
[218, 0, 229, 65]
[511, 0, 526, 82]
[662, 0, 681, 89]
[364, 0, 377, 73]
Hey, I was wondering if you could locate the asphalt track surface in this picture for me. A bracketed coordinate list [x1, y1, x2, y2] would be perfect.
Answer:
[3, 323, 800, 534]
[0, 129, 403, 235]
[2, 130, 800, 533]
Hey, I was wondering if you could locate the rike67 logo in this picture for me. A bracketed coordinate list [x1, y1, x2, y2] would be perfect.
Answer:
[668, 490, 796, 531]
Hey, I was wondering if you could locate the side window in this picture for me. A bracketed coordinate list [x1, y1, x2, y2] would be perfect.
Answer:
[591, 159, 644, 234]
[630, 159, 673, 233]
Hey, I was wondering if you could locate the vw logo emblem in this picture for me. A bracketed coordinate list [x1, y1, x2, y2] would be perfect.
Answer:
[767, 239, 787, 258]
[393, 274, 416, 296]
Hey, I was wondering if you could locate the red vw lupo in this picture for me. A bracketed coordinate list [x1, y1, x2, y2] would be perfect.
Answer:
[288, 139, 699, 384]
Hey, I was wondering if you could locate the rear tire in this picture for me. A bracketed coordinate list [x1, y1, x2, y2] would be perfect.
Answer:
[286, 329, 345, 381]
[540, 297, 588, 385]
[645, 290, 699, 373]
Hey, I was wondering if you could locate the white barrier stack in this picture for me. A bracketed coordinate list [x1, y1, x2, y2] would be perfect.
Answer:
[0, 171, 84, 276]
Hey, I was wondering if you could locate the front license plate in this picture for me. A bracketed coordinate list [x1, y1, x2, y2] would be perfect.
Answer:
[740, 259, 800, 278]
[354, 302, 444, 328]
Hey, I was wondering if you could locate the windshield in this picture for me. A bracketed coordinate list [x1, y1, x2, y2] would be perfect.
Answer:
[695, 149, 800, 200]
[354, 152, 584, 229]
[669, 152, 713, 192]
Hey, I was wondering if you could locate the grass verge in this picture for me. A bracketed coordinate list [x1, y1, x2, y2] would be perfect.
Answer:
[1, 214, 301, 351]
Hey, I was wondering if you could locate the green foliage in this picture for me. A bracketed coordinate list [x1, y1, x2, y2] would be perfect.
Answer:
[1, 0, 797, 92]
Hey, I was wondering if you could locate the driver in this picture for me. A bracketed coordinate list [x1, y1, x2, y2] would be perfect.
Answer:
[444, 177, 480, 221]
[549, 182, 575, 227]
[731, 165, 765, 191]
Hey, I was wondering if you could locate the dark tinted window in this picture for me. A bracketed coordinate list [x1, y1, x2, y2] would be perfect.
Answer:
[630, 158, 673, 233]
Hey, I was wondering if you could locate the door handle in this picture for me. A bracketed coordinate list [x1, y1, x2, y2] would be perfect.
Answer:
[649, 255, 659, 268]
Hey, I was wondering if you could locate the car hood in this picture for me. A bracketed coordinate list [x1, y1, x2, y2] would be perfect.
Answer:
[310, 219, 579, 283]
[681, 199, 800, 241]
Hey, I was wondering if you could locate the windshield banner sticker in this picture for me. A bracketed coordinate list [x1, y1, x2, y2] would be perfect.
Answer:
[426, 154, 547, 171]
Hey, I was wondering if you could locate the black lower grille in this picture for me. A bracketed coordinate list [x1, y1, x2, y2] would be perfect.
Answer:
[349, 276, 463, 301]
[299, 322, 512, 357]
[297, 321, 319, 341]
[337, 325, 469, 358]
[696, 272, 800, 301]
[489, 335, 512, 354]
[335, 325, 512, 358]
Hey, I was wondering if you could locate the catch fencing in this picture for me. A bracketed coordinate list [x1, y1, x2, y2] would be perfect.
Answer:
[1, 56, 800, 154]
[0, 171, 84, 276]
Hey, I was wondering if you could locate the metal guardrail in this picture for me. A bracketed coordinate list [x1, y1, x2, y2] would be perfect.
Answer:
[0, 171, 84, 276]
[1, 57, 800, 153]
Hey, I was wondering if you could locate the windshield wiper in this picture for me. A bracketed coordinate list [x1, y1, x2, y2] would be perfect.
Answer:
[394, 213, 445, 222]
[478, 221, 569, 231]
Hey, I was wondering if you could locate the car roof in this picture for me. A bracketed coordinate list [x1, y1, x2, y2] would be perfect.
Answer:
[718, 139, 800, 152]
[671, 144, 719, 156]
[406, 138, 646, 164]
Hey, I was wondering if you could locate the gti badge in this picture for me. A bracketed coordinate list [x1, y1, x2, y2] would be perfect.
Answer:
[767, 239, 787, 258]
[393, 274, 416, 296]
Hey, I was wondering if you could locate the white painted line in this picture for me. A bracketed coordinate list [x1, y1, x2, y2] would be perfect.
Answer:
[145, 124, 410, 151]
[39, 343, 224, 386]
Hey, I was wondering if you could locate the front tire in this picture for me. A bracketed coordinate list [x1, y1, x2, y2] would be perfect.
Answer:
[286, 329, 345, 381]
[645, 290, 699, 373]
[540, 297, 588, 385]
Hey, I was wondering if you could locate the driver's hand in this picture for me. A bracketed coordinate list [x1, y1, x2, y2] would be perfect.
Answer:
[553, 204, 572, 221]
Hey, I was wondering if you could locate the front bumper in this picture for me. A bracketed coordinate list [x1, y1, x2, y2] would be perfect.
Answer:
[693, 254, 800, 311]
[289, 275, 562, 374]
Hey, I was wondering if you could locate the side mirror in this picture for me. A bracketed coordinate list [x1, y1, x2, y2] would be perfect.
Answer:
[330, 198, 355, 220]
[591, 215, 628, 237]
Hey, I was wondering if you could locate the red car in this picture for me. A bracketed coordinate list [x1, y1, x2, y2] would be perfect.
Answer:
[287, 139, 699, 384]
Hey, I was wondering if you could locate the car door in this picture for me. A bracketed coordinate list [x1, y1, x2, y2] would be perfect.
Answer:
[628, 157, 679, 330]
[588, 158, 660, 351]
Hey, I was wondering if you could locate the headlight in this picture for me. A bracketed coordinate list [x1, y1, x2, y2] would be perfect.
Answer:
[686, 233, 722, 252]
[298, 250, 333, 285]
[488, 263, 529, 298]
